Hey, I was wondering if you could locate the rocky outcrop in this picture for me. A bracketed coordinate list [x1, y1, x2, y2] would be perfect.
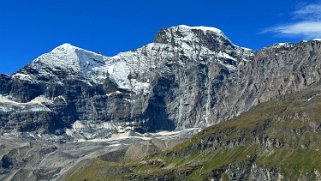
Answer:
[210, 41, 321, 124]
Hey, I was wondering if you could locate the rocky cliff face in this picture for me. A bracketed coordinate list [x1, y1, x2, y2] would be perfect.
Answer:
[67, 84, 321, 180]
[208, 41, 321, 124]
[1, 25, 321, 139]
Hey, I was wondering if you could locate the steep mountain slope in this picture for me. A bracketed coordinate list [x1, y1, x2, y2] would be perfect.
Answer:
[67, 83, 321, 180]
[0, 25, 253, 136]
[1, 25, 321, 139]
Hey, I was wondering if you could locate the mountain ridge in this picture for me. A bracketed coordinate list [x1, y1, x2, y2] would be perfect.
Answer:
[1, 25, 321, 137]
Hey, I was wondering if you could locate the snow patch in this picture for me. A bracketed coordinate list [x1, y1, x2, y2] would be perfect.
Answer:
[269, 43, 293, 49]
[218, 51, 237, 61]
[72, 121, 86, 129]
[30, 95, 53, 104]
[131, 79, 150, 94]
[106, 61, 131, 90]
[108, 131, 152, 141]
[0, 95, 52, 112]
[12, 73, 33, 81]
[217, 60, 237, 71]
[177, 25, 224, 35]
[73, 127, 201, 143]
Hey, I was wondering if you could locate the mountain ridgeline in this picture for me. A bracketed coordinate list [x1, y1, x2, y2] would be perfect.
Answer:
[1, 25, 321, 138]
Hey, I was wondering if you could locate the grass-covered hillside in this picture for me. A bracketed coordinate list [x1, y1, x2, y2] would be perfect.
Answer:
[67, 84, 321, 181]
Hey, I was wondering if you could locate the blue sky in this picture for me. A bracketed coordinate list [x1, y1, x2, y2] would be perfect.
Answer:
[1, 0, 321, 74]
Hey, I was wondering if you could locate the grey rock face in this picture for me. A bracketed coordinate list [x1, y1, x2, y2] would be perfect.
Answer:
[210, 41, 321, 124]
[0, 25, 321, 137]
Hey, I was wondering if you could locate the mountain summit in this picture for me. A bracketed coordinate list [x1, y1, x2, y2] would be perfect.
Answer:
[15, 43, 108, 83]
[154, 25, 226, 44]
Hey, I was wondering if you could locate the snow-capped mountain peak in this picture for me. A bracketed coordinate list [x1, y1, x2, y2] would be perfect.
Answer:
[13, 43, 109, 83]
[32, 43, 107, 66]
[13, 25, 253, 92]
[175, 25, 225, 36]
[51, 43, 78, 52]
[154, 25, 229, 45]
